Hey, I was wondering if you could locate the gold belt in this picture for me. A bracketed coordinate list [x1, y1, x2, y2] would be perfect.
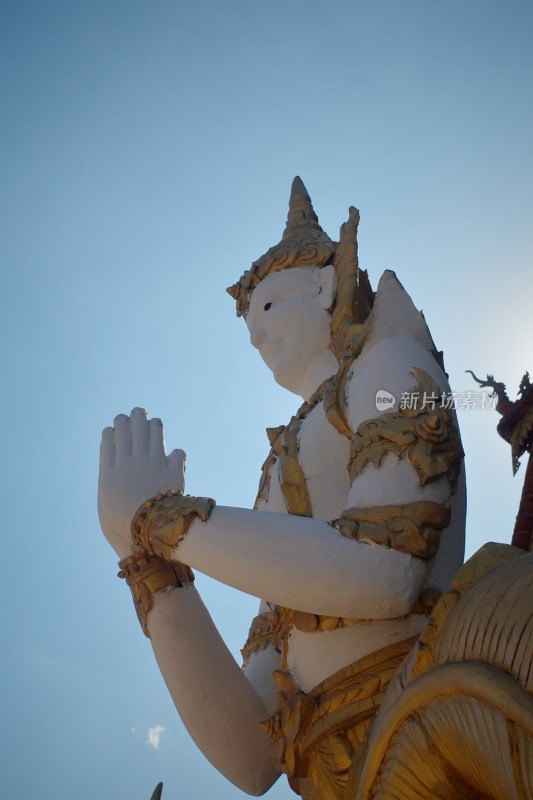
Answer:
[261, 636, 417, 800]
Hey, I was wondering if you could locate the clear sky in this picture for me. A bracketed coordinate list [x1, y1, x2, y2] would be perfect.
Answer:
[1, 1, 532, 798]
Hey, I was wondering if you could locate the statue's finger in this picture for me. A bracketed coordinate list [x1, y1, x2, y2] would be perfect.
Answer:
[130, 407, 149, 454]
[114, 413, 132, 457]
[148, 417, 166, 460]
[100, 426, 115, 468]
[168, 448, 186, 491]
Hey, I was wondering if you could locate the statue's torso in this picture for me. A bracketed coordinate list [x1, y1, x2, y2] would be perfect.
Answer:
[254, 392, 426, 693]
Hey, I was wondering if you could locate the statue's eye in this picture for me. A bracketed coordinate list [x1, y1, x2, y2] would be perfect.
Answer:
[264, 302, 272, 311]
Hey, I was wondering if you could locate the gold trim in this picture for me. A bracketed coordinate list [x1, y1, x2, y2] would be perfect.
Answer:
[272, 594, 437, 669]
[254, 386, 325, 512]
[330, 207, 374, 360]
[261, 637, 417, 800]
[335, 500, 451, 559]
[118, 550, 194, 637]
[241, 612, 280, 664]
[278, 417, 313, 517]
[349, 368, 464, 493]
[322, 359, 353, 439]
[254, 372, 354, 512]
[131, 490, 216, 561]
[273, 605, 362, 639]
[254, 429, 283, 509]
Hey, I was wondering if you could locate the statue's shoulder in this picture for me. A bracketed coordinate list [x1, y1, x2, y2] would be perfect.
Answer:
[343, 270, 448, 434]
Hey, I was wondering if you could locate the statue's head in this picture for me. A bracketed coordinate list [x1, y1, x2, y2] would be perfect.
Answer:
[243, 262, 337, 394]
[227, 178, 374, 393]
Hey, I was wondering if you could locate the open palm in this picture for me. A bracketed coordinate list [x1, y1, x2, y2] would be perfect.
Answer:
[98, 407, 186, 559]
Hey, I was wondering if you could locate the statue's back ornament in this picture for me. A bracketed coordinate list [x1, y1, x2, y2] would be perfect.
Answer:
[98, 178, 533, 800]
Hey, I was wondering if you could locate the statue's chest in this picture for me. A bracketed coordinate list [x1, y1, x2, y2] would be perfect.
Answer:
[255, 402, 351, 521]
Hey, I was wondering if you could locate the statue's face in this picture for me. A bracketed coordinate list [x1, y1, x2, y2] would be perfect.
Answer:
[245, 266, 336, 394]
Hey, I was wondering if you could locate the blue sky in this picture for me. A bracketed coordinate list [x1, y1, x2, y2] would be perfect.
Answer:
[1, 2, 532, 798]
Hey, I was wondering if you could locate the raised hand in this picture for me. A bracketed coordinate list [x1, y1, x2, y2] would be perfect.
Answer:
[98, 407, 186, 559]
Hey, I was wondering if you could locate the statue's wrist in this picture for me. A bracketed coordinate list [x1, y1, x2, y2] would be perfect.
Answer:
[118, 549, 194, 637]
[130, 490, 216, 561]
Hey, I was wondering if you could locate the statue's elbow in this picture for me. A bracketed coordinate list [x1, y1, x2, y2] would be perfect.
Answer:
[237, 765, 280, 796]
[366, 565, 427, 619]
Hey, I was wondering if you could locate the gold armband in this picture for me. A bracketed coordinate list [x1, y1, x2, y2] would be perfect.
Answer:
[131, 490, 216, 561]
[349, 368, 464, 493]
[241, 612, 281, 665]
[335, 500, 451, 559]
[118, 550, 194, 637]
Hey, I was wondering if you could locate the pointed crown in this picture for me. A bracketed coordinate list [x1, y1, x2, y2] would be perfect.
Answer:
[227, 177, 374, 358]
[227, 177, 336, 316]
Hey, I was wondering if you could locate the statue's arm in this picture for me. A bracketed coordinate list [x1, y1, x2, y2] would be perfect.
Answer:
[98, 409, 279, 795]
[146, 504, 428, 619]
[145, 584, 279, 795]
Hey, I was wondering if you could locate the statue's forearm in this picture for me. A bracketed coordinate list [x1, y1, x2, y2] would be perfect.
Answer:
[174, 506, 428, 619]
[147, 583, 279, 795]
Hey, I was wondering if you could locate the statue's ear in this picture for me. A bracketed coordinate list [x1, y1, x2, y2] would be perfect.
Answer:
[316, 264, 336, 310]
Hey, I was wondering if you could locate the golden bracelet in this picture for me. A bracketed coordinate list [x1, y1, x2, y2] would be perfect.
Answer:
[131, 490, 216, 561]
[118, 550, 194, 637]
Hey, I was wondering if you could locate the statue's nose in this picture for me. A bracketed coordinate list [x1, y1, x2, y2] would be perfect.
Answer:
[250, 327, 267, 349]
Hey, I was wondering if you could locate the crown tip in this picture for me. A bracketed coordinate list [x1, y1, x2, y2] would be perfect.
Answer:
[347, 206, 361, 225]
[291, 175, 309, 199]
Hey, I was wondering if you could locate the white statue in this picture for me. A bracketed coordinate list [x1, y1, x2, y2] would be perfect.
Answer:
[98, 178, 466, 799]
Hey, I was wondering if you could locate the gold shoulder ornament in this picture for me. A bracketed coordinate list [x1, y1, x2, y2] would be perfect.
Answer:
[349, 368, 464, 493]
